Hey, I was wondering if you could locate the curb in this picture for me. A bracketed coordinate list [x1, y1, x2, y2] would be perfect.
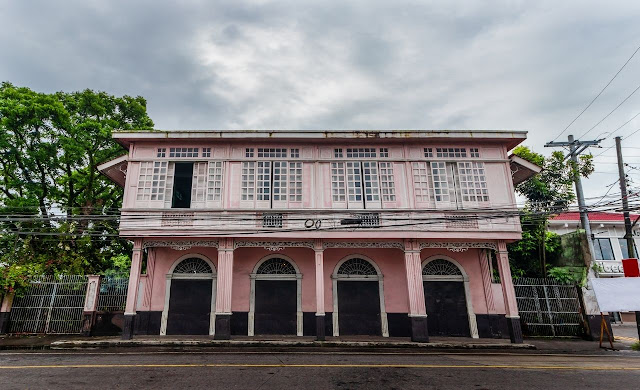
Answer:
[50, 339, 536, 350]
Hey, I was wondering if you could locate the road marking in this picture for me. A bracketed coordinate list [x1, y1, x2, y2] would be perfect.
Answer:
[616, 336, 639, 342]
[0, 363, 638, 370]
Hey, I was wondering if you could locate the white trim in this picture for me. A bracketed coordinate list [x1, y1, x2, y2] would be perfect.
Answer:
[331, 255, 389, 337]
[248, 254, 303, 337]
[421, 255, 479, 338]
[160, 253, 217, 336]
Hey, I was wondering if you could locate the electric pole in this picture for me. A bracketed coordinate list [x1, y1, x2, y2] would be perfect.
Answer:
[616, 136, 636, 259]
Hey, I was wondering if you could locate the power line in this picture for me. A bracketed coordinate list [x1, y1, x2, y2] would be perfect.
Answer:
[578, 82, 640, 139]
[553, 43, 640, 141]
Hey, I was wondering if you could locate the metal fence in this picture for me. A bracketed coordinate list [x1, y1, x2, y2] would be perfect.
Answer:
[514, 277, 584, 337]
[9, 275, 88, 334]
[97, 277, 129, 312]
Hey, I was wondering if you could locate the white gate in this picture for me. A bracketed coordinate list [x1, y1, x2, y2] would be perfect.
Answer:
[9, 275, 88, 334]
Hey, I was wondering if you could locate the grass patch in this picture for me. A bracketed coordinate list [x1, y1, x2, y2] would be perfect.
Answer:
[632, 342, 640, 351]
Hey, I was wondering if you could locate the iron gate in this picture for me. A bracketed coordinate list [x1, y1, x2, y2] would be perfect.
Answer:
[97, 277, 128, 312]
[9, 275, 88, 334]
[514, 277, 584, 337]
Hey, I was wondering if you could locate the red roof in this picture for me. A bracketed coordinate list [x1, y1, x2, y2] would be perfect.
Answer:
[551, 212, 640, 222]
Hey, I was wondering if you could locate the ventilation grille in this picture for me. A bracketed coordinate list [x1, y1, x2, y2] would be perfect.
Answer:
[445, 215, 478, 229]
[262, 213, 284, 228]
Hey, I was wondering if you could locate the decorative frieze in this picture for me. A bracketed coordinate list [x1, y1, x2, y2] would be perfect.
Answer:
[143, 240, 219, 250]
[234, 241, 315, 250]
[419, 242, 497, 252]
[322, 241, 405, 250]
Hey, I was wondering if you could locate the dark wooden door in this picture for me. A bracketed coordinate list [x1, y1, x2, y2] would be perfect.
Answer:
[254, 280, 297, 335]
[337, 281, 381, 336]
[423, 281, 470, 337]
[166, 279, 212, 335]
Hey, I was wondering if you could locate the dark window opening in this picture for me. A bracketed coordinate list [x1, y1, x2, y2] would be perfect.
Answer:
[172, 162, 193, 208]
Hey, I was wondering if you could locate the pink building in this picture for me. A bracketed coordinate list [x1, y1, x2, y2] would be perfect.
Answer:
[98, 130, 540, 343]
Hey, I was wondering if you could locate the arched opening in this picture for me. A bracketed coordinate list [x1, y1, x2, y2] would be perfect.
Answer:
[249, 256, 302, 336]
[161, 255, 216, 336]
[422, 257, 477, 338]
[332, 256, 388, 337]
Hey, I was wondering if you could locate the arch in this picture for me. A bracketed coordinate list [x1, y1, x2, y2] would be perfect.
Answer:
[249, 254, 302, 336]
[421, 255, 478, 338]
[331, 254, 388, 337]
[161, 253, 217, 337]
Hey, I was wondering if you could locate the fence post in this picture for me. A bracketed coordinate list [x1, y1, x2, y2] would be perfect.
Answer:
[81, 275, 102, 336]
[0, 293, 15, 334]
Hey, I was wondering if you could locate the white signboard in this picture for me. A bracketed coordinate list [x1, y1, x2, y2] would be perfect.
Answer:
[590, 278, 640, 312]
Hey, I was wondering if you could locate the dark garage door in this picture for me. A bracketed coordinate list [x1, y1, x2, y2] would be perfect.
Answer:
[255, 280, 297, 335]
[338, 281, 381, 336]
[423, 281, 470, 337]
[166, 279, 212, 335]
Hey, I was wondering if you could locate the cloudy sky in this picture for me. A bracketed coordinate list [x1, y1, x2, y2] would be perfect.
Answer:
[2, 0, 640, 201]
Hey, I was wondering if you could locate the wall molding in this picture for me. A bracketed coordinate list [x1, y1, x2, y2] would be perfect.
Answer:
[419, 242, 497, 252]
[143, 240, 219, 251]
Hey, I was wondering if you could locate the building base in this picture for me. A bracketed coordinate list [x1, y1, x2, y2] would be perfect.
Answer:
[410, 316, 429, 343]
[214, 314, 231, 340]
[81, 312, 96, 336]
[316, 315, 326, 341]
[0, 312, 10, 334]
[122, 314, 135, 340]
[506, 317, 523, 343]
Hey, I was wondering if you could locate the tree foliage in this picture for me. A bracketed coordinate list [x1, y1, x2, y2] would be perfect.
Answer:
[508, 146, 593, 277]
[0, 82, 153, 294]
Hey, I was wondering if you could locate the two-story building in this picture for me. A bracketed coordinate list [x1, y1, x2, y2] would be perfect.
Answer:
[98, 130, 540, 343]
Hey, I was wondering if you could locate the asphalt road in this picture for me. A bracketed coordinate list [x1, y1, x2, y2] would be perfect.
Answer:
[1, 349, 639, 389]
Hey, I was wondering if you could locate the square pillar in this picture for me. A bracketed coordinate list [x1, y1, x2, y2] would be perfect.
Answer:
[497, 241, 523, 343]
[404, 240, 429, 342]
[81, 275, 101, 336]
[0, 292, 15, 334]
[122, 238, 144, 340]
[314, 239, 325, 341]
[214, 238, 234, 340]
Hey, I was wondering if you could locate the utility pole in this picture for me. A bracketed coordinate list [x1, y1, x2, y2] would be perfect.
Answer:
[615, 136, 640, 339]
[546, 135, 602, 338]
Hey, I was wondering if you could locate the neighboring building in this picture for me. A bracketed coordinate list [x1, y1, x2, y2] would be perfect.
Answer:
[98, 130, 540, 343]
[549, 211, 640, 323]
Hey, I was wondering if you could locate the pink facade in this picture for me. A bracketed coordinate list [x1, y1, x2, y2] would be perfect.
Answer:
[99, 130, 538, 342]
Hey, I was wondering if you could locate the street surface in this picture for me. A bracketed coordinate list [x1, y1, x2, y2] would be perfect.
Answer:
[1, 349, 639, 389]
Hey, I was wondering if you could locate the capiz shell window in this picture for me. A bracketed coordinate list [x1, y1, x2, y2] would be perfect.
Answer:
[169, 147, 199, 158]
[137, 161, 167, 201]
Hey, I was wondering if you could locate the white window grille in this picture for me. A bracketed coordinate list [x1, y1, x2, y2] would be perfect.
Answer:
[362, 162, 380, 202]
[262, 213, 283, 228]
[137, 161, 167, 201]
[191, 162, 208, 203]
[457, 162, 489, 202]
[358, 213, 380, 226]
[379, 162, 396, 202]
[412, 162, 431, 203]
[169, 147, 199, 158]
[445, 215, 479, 229]
[334, 148, 344, 158]
[241, 162, 256, 201]
[331, 162, 346, 202]
[272, 161, 288, 201]
[431, 162, 450, 202]
[346, 162, 363, 203]
[470, 148, 480, 158]
[202, 148, 212, 158]
[346, 148, 377, 158]
[289, 162, 303, 202]
[207, 161, 224, 201]
[436, 148, 466, 158]
[157, 148, 166, 158]
[379, 148, 389, 158]
[290, 149, 300, 158]
[245, 148, 254, 158]
[163, 163, 175, 207]
[424, 148, 433, 158]
[257, 161, 271, 201]
[258, 148, 287, 158]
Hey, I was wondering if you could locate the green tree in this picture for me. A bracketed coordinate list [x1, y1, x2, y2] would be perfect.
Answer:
[508, 146, 593, 277]
[0, 82, 153, 293]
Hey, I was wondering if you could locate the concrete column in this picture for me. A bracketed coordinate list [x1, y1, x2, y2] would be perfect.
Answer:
[214, 238, 234, 339]
[122, 238, 144, 340]
[0, 292, 15, 334]
[81, 275, 101, 336]
[497, 240, 523, 343]
[404, 239, 429, 342]
[314, 239, 325, 341]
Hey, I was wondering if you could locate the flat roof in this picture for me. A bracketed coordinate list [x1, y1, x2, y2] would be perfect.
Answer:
[112, 129, 528, 149]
